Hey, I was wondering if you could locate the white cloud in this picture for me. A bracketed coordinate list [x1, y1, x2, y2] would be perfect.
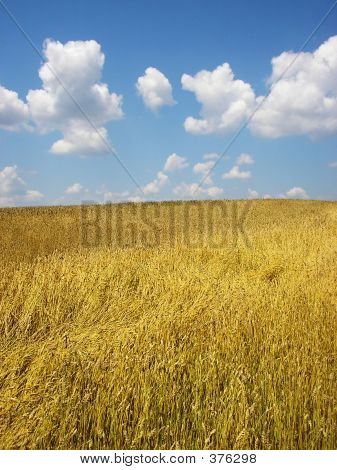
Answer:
[163, 153, 188, 172]
[285, 186, 309, 199]
[247, 188, 309, 200]
[103, 190, 130, 201]
[222, 165, 251, 179]
[27, 39, 123, 155]
[248, 188, 259, 199]
[95, 185, 130, 202]
[51, 124, 112, 155]
[0, 165, 26, 196]
[127, 195, 145, 203]
[0, 165, 43, 207]
[142, 181, 160, 195]
[193, 160, 215, 185]
[0, 85, 29, 131]
[142, 171, 168, 195]
[154, 171, 168, 187]
[181, 63, 255, 135]
[24, 190, 44, 202]
[328, 161, 337, 168]
[237, 153, 254, 165]
[65, 183, 84, 194]
[250, 35, 337, 138]
[173, 182, 223, 198]
[181, 36, 337, 140]
[203, 152, 219, 160]
[206, 186, 223, 198]
[0, 196, 14, 207]
[136, 67, 176, 112]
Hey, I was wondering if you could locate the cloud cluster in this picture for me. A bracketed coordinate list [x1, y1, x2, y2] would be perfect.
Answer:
[136, 67, 176, 112]
[136, 150, 225, 201]
[103, 190, 130, 201]
[182, 36, 337, 139]
[247, 189, 273, 199]
[173, 182, 223, 198]
[0, 85, 29, 131]
[222, 152, 254, 180]
[193, 160, 215, 185]
[104, 153, 182, 202]
[27, 39, 123, 155]
[0, 165, 43, 207]
[2, 35, 336, 206]
[142, 171, 168, 195]
[222, 165, 251, 180]
[172, 150, 254, 199]
[247, 186, 309, 200]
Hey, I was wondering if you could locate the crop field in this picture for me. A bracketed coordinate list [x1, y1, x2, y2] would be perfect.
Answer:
[0, 199, 336, 449]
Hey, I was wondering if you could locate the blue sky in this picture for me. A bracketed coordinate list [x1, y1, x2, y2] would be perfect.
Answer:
[0, 0, 337, 206]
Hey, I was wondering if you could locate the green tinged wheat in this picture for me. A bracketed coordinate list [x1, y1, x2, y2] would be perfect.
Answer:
[0, 200, 336, 449]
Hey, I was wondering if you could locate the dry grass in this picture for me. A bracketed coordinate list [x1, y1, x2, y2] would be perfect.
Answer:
[0, 199, 336, 449]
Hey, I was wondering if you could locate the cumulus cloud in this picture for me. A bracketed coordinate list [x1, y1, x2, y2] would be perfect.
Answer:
[163, 153, 188, 172]
[222, 165, 251, 179]
[285, 186, 309, 199]
[136, 67, 176, 112]
[103, 190, 130, 201]
[206, 186, 224, 197]
[0, 165, 26, 196]
[193, 160, 215, 185]
[127, 195, 145, 203]
[203, 152, 219, 160]
[142, 171, 168, 195]
[94, 186, 131, 202]
[24, 190, 44, 202]
[237, 153, 254, 165]
[27, 39, 123, 155]
[182, 36, 337, 140]
[0, 165, 43, 207]
[181, 63, 255, 134]
[247, 188, 309, 200]
[0, 85, 29, 131]
[65, 183, 85, 194]
[248, 188, 259, 199]
[173, 182, 223, 198]
[51, 124, 112, 155]
[250, 35, 337, 138]
[173, 183, 203, 197]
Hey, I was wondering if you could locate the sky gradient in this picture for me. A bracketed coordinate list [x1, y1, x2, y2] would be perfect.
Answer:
[0, 0, 337, 206]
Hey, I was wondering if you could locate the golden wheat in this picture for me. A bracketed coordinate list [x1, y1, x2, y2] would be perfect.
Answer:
[0, 200, 336, 449]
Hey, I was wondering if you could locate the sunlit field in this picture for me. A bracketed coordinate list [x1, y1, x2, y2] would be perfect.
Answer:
[0, 199, 336, 449]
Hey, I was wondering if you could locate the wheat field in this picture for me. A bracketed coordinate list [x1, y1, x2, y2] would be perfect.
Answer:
[0, 199, 336, 449]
